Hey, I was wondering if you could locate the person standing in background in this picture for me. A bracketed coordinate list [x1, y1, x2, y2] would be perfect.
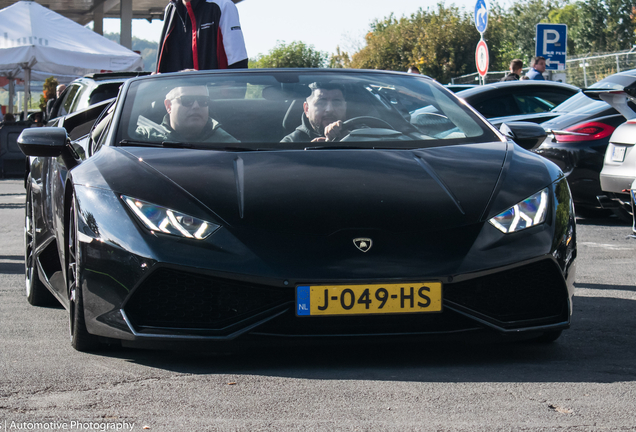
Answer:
[46, 84, 66, 121]
[501, 59, 523, 81]
[156, 0, 248, 73]
[526, 57, 546, 80]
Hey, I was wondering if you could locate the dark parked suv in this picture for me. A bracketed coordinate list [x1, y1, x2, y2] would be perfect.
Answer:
[47, 72, 150, 125]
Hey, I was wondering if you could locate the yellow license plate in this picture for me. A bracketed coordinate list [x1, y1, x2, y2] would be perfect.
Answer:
[296, 282, 442, 316]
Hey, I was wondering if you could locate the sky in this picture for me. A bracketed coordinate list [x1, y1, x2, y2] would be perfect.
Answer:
[102, 0, 481, 58]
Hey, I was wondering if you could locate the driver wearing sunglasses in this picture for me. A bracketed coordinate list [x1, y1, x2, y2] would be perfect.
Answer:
[138, 84, 237, 143]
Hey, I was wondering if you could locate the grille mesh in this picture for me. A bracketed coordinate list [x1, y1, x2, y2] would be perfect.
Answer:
[445, 259, 568, 324]
[124, 268, 291, 330]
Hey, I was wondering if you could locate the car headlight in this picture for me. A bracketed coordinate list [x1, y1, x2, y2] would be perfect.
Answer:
[489, 188, 549, 234]
[122, 196, 220, 240]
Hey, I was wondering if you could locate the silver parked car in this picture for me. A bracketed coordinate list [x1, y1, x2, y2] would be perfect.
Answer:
[595, 84, 636, 219]
[599, 120, 636, 205]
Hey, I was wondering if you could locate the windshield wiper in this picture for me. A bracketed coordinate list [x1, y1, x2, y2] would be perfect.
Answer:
[305, 145, 421, 151]
[164, 143, 269, 151]
[214, 146, 268, 152]
[120, 140, 268, 151]
[118, 140, 161, 147]
[304, 145, 368, 150]
[162, 141, 195, 148]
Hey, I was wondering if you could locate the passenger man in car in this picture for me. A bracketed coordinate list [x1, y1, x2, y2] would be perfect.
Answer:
[282, 83, 348, 142]
[136, 85, 237, 143]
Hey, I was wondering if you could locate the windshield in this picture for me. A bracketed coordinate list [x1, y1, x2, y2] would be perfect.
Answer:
[116, 71, 499, 150]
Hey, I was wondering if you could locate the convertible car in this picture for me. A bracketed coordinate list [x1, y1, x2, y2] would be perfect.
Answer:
[19, 69, 577, 351]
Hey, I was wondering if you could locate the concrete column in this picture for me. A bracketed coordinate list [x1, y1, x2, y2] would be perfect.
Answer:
[23, 68, 30, 121]
[120, 0, 132, 49]
[8, 79, 14, 114]
[93, 2, 104, 35]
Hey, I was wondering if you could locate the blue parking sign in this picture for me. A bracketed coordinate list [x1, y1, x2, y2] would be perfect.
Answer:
[536, 24, 567, 70]
[474, 0, 488, 34]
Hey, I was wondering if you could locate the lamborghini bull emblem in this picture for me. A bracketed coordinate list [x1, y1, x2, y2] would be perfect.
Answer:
[353, 238, 373, 252]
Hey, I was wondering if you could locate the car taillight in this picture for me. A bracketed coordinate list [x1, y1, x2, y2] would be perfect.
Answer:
[553, 121, 616, 143]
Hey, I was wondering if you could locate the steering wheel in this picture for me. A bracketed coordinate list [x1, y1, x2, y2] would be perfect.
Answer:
[343, 116, 395, 131]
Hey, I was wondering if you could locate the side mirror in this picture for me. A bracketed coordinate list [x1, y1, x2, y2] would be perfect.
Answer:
[499, 122, 547, 151]
[18, 127, 78, 168]
[18, 127, 69, 157]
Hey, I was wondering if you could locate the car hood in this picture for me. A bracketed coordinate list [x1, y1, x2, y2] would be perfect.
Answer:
[116, 143, 509, 236]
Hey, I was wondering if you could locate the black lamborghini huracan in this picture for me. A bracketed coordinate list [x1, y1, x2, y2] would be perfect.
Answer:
[19, 69, 577, 351]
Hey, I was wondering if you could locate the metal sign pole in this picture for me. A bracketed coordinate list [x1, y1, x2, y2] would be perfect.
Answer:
[474, 0, 489, 84]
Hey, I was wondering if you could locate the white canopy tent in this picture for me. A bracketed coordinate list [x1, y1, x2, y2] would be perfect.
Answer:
[0, 0, 143, 118]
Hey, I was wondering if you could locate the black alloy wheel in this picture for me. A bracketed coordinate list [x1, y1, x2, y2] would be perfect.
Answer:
[25, 178, 55, 306]
[68, 194, 100, 352]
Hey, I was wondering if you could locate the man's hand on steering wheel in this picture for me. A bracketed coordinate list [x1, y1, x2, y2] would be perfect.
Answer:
[310, 120, 347, 142]
[324, 120, 346, 142]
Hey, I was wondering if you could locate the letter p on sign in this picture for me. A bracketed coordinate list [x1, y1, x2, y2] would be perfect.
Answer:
[543, 29, 560, 54]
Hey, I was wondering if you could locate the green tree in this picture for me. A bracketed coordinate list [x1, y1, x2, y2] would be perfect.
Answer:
[250, 41, 327, 68]
[350, 5, 481, 83]
[484, 3, 526, 71]
[571, 0, 636, 54]
[329, 46, 352, 68]
[351, 14, 416, 72]
[411, 4, 483, 81]
[103, 33, 158, 71]
[39, 76, 58, 112]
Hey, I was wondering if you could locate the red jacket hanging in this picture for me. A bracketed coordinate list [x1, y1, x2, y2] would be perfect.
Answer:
[156, 0, 248, 73]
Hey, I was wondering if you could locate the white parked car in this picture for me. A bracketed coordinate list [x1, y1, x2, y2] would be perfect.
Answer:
[596, 84, 636, 220]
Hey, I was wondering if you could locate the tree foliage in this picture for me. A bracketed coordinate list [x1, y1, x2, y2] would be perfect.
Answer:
[329, 46, 352, 69]
[570, 0, 636, 54]
[351, 6, 484, 83]
[250, 41, 327, 68]
[39, 77, 58, 111]
[104, 33, 158, 72]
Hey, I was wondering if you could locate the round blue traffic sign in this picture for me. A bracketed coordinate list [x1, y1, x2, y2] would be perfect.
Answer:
[474, 0, 488, 34]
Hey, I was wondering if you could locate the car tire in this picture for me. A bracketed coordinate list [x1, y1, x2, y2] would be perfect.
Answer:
[533, 330, 562, 343]
[25, 179, 56, 306]
[68, 194, 100, 352]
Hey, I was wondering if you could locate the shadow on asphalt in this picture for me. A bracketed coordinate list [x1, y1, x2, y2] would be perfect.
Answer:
[90, 295, 636, 384]
[575, 215, 630, 227]
[575, 282, 636, 292]
[0, 255, 24, 275]
[0, 203, 25, 210]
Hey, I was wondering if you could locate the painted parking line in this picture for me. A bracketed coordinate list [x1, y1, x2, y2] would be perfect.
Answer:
[578, 241, 635, 251]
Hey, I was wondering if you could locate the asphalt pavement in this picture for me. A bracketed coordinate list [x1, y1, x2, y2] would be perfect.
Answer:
[0, 178, 635, 432]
